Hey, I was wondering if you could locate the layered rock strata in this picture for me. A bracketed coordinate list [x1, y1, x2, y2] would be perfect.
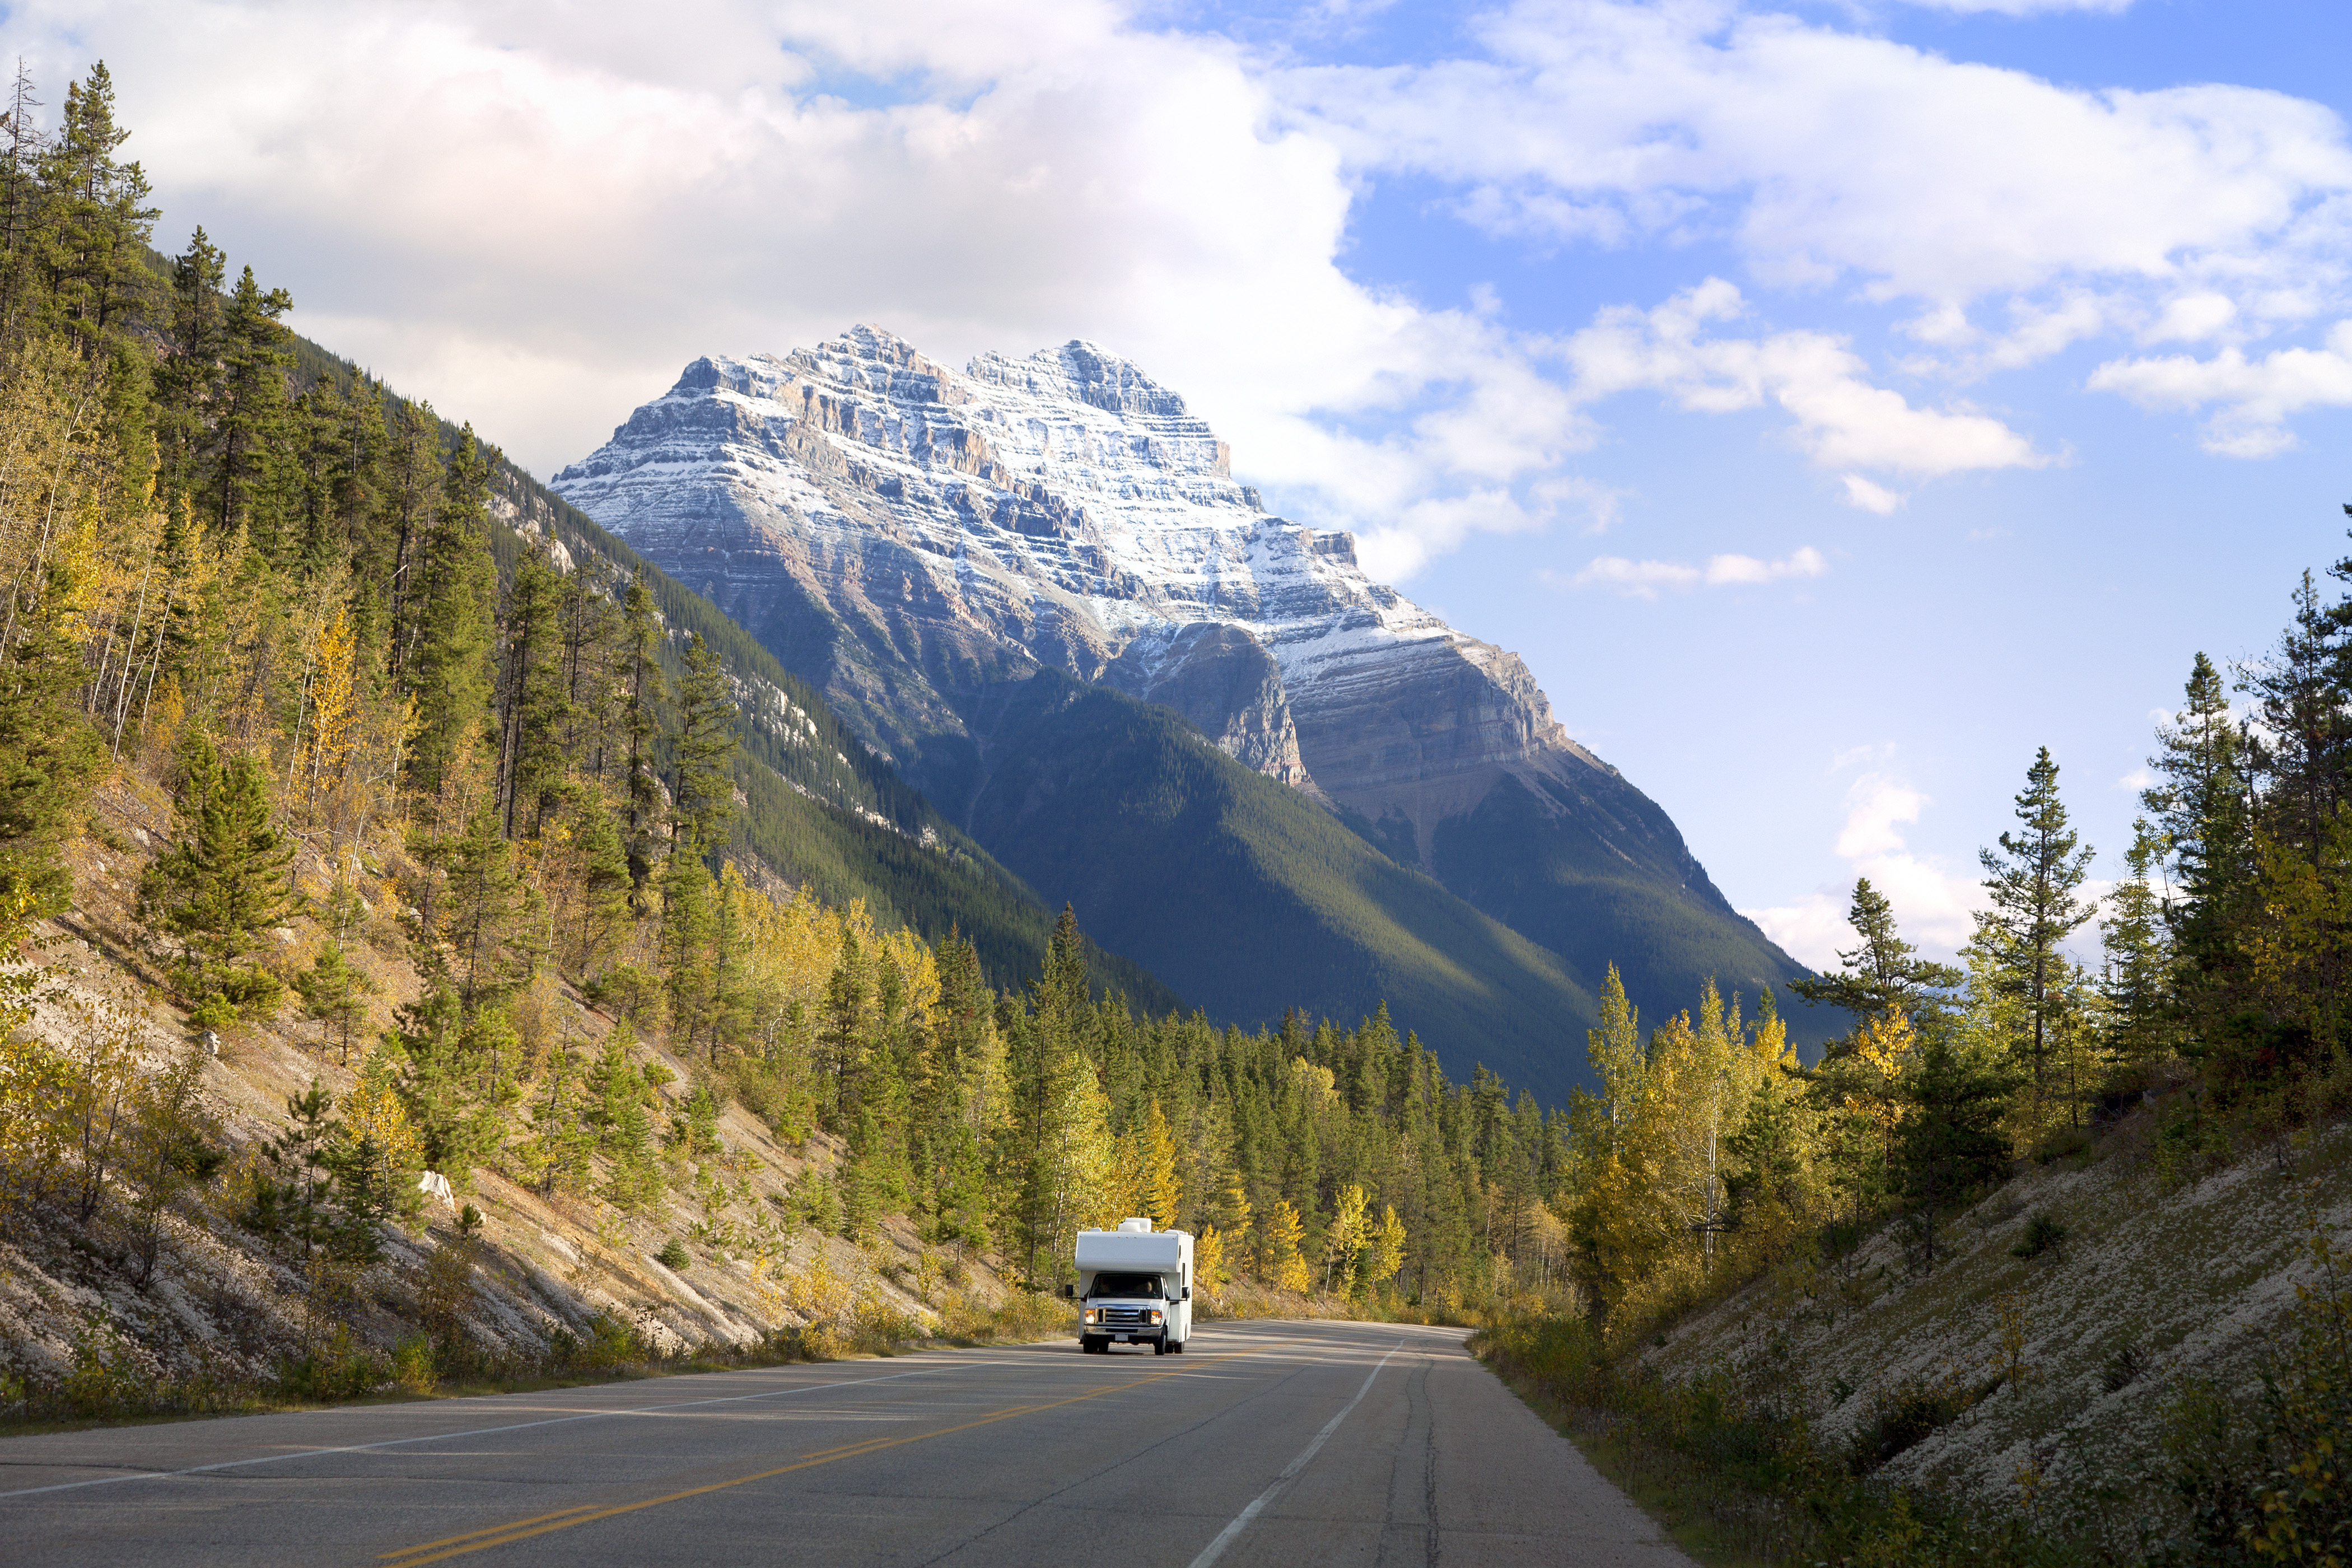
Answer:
[553, 326, 1804, 1028]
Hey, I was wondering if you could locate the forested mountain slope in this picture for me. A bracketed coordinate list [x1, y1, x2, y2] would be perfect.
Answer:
[550, 333, 1823, 1085]
[260, 316, 1179, 1011]
[956, 671, 1599, 1103]
[0, 63, 1598, 1421]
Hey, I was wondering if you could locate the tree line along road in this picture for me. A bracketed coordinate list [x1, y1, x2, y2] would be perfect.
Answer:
[0, 1319, 1696, 1567]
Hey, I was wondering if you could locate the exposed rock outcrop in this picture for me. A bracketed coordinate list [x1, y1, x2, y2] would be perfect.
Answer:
[554, 327, 1811, 1035]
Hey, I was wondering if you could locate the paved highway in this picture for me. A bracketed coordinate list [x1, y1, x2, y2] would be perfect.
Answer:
[0, 1319, 1693, 1567]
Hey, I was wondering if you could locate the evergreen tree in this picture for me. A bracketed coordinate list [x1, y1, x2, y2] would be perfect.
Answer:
[2099, 819, 2178, 1065]
[2144, 652, 2256, 1016]
[381, 398, 441, 664]
[293, 941, 372, 1063]
[659, 845, 717, 1054]
[494, 546, 569, 837]
[618, 573, 666, 894]
[0, 62, 46, 333]
[587, 1024, 663, 1210]
[401, 427, 496, 797]
[1970, 748, 2097, 1126]
[1896, 1038, 2014, 1268]
[207, 265, 295, 549]
[558, 783, 632, 977]
[152, 226, 226, 512]
[1789, 877, 1964, 1034]
[440, 798, 528, 1011]
[141, 741, 295, 996]
[36, 64, 156, 350]
[670, 629, 736, 856]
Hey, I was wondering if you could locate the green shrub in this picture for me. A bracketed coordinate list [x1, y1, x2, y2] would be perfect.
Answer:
[656, 1238, 692, 1271]
[2012, 1211, 2070, 1260]
[2032, 1127, 2091, 1165]
[1849, 1375, 1974, 1474]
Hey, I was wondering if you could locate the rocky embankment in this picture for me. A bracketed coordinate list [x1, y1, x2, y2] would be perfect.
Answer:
[1647, 1093, 2352, 1532]
[0, 780, 1021, 1405]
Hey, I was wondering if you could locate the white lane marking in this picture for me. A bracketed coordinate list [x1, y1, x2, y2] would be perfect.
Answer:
[1185, 1341, 1406, 1568]
[0, 1359, 1049, 1501]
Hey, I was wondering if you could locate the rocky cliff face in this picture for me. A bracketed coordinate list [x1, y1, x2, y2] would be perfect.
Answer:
[553, 326, 1810, 1036]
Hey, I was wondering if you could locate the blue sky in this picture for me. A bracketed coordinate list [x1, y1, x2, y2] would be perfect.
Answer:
[7, 0, 2348, 968]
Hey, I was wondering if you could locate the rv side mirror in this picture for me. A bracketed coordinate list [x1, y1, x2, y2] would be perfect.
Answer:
[1182, 1286, 1192, 1301]
[1060, 1283, 1074, 1299]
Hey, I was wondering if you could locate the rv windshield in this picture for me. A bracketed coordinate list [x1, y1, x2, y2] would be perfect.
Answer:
[1088, 1272, 1163, 1300]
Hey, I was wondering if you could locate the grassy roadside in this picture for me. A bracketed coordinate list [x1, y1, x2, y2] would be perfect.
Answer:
[1, 1295, 1077, 1439]
[1474, 1323, 1784, 1568]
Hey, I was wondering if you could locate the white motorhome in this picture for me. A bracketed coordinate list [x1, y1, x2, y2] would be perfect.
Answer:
[1068, 1218, 1192, 1354]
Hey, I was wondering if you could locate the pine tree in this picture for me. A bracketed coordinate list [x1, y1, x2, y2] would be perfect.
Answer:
[494, 547, 569, 837]
[2144, 652, 2256, 1018]
[142, 740, 295, 995]
[385, 984, 516, 1186]
[2100, 819, 2177, 1065]
[36, 64, 157, 350]
[440, 799, 528, 1011]
[0, 62, 46, 333]
[1897, 1037, 2014, 1268]
[1971, 748, 2097, 1127]
[659, 846, 717, 1054]
[670, 630, 736, 856]
[1789, 877, 1964, 1034]
[400, 427, 496, 798]
[152, 227, 226, 512]
[558, 784, 632, 977]
[293, 941, 372, 1063]
[207, 265, 295, 550]
[381, 399, 441, 665]
[521, 1044, 598, 1196]
[587, 1025, 664, 1210]
[618, 574, 666, 894]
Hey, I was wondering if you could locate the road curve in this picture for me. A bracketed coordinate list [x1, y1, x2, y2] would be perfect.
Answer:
[0, 1319, 1693, 1567]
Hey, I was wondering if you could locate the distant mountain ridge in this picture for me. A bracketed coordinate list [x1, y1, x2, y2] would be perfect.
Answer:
[552, 326, 1819, 1084]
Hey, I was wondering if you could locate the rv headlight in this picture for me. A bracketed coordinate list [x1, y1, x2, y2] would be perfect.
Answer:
[1084, 1309, 1100, 1323]
[1147, 1310, 1163, 1324]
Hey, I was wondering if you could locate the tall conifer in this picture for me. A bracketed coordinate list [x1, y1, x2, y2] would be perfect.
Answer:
[1971, 748, 2096, 1127]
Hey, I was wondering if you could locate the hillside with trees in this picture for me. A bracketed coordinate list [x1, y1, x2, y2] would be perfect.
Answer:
[1473, 595, 2352, 1561]
[0, 63, 1585, 1412]
[1, 63, 2343, 1565]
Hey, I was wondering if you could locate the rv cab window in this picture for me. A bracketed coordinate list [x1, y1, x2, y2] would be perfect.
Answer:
[1088, 1272, 1163, 1299]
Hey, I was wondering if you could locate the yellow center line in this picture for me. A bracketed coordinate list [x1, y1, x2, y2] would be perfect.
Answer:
[373, 1506, 607, 1558]
[375, 1351, 1258, 1567]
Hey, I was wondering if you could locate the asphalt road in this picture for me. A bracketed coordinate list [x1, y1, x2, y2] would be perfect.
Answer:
[0, 1319, 1693, 1567]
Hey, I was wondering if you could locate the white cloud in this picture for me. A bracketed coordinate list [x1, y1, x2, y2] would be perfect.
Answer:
[1840, 474, 1903, 514]
[1284, 0, 2352, 410]
[1562, 543, 1824, 599]
[1706, 545, 1827, 584]
[1743, 764, 1986, 967]
[15, 0, 2348, 570]
[1899, 0, 2135, 12]
[2088, 320, 2352, 455]
[1560, 279, 2047, 476]
[1, 0, 1594, 579]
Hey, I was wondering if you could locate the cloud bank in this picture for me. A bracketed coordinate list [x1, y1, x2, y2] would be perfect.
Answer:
[3, 0, 2346, 587]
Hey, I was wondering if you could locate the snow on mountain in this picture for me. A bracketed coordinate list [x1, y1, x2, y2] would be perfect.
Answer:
[551, 324, 1604, 853]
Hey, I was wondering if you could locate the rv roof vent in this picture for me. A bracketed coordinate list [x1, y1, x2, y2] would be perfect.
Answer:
[1116, 1217, 1152, 1234]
